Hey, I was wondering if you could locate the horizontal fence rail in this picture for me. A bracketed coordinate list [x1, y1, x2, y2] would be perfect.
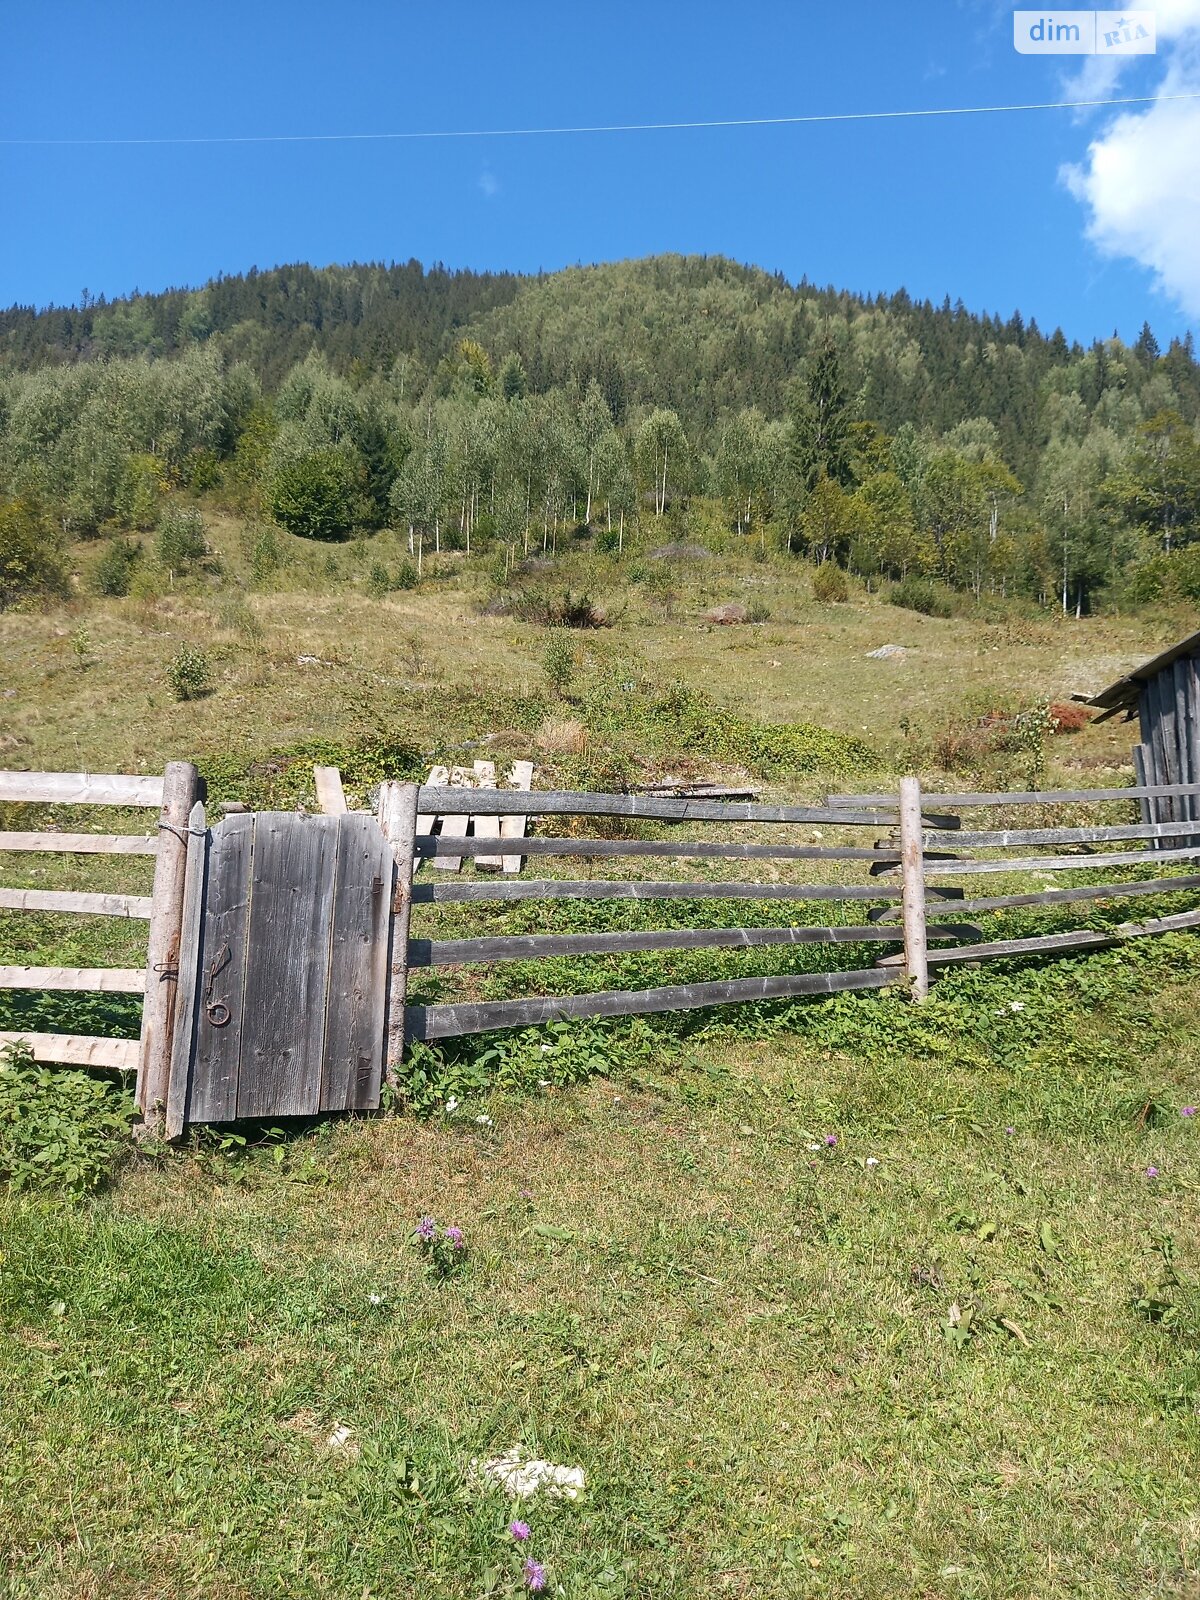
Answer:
[412, 879, 966, 905]
[414, 834, 902, 864]
[406, 966, 904, 1041]
[418, 787, 894, 826]
[829, 782, 1200, 808]
[410, 921, 983, 968]
[0, 831, 159, 855]
[0, 771, 166, 807]
[872, 872, 1200, 920]
[0, 887, 153, 918]
[0, 1030, 140, 1069]
[0, 965, 146, 993]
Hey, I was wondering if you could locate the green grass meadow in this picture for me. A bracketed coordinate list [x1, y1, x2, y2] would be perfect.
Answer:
[3, 533, 1200, 1597]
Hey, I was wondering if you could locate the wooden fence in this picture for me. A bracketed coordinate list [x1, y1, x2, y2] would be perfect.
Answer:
[4, 767, 1200, 1135]
[0, 763, 198, 1125]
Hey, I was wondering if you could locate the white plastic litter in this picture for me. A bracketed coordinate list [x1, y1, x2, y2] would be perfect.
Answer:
[470, 1446, 586, 1501]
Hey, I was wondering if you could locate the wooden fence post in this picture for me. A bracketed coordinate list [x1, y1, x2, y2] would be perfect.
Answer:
[898, 775, 929, 1001]
[380, 781, 420, 1094]
[137, 760, 200, 1130]
[165, 801, 207, 1141]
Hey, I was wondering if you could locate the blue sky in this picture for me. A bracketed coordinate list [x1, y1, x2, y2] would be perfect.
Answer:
[2, 1, 1198, 346]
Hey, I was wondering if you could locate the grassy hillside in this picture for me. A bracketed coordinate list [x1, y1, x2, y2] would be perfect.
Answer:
[2, 517, 1200, 1596]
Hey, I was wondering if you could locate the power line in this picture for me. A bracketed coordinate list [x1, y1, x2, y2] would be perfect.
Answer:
[2, 91, 1198, 147]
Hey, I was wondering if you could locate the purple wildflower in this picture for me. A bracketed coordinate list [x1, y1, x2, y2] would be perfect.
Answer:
[1181, 1107, 1197, 1118]
[1146, 1166, 1160, 1178]
[824, 1134, 838, 1148]
[523, 1558, 547, 1592]
[1005, 1126, 1015, 1136]
[445, 1225, 465, 1249]
[416, 1216, 436, 1243]
[509, 1520, 530, 1542]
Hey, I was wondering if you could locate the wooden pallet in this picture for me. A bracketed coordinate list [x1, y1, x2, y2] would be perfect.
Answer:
[311, 761, 538, 874]
[419, 761, 535, 873]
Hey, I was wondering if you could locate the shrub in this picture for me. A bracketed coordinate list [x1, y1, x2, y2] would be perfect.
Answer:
[812, 562, 848, 603]
[544, 587, 606, 628]
[747, 598, 771, 623]
[543, 633, 576, 697]
[0, 1042, 134, 1195]
[889, 576, 952, 617]
[489, 584, 607, 629]
[269, 448, 358, 541]
[157, 505, 208, 574]
[367, 558, 419, 598]
[247, 525, 282, 583]
[166, 645, 212, 701]
[94, 536, 141, 597]
[0, 496, 69, 609]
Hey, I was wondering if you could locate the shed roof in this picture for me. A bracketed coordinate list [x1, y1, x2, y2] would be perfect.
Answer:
[1086, 627, 1200, 712]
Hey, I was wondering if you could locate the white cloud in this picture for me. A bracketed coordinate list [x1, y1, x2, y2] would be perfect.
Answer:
[478, 169, 500, 200]
[1061, 13, 1200, 318]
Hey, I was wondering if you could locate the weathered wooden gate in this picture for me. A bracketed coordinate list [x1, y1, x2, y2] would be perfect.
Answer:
[165, 810, 395, 1134]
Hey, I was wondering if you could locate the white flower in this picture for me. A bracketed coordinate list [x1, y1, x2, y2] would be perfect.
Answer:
[538, 1079, 550, 1088]
[475, 1114, 493, 1127]
[1009, 1001, 1025, 1012]
[807, 1143, 822, 1152]
[865, 1156, 880, 1168]
[444, 1096, 460, 1113]
[368, 1292, 384, 1306]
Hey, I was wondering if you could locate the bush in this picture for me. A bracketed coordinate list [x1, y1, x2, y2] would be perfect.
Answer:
[747, 598, 771, 623]
[812, 562, 848, 603]
[0, 496, 68, 609]
[0, 1042, 134, 1195]
[269, 448, 359, 541]
[247, 525, 282, 583]
[367, 558, 418, 598]
[157, 505, 207, 574]
[166, 645, 212, 701]
[543, 633, 575, 697]
[94, 536, 141, 597]
[889, 576, 952, 617]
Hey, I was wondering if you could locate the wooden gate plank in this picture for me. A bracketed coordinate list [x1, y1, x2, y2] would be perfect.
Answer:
[320, 813, 392, 1111]
[500, 759, 535, 873]
[237, 814, 339, 1119]
[189, 812, 254, 1124]
[471, 761, 505, 870]
[429, 767, 471, 871]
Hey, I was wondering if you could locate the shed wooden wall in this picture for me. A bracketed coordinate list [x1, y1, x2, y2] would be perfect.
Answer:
[1136, 651, 1200, 834]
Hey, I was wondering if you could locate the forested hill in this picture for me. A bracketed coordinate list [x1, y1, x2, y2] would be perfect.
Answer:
[3, 253, 1200, 618]
[5, 254, 1198, 480]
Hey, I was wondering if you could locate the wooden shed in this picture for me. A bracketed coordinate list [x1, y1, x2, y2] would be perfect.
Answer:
[1087, 627, 1200, 829]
